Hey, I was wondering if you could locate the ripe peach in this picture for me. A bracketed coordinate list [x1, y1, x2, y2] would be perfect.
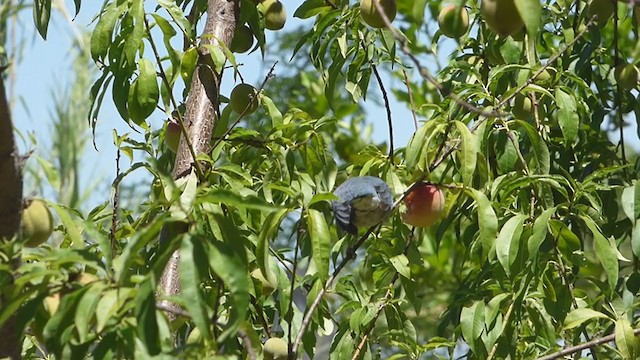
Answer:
[401, 183, 445, 228]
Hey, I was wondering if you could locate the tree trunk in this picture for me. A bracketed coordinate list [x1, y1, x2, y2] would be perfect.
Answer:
[158, 0, 239, 319]
[0, 70, 24, 358]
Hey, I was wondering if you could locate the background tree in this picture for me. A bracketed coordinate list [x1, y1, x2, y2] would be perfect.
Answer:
[2, 0, 640, 359]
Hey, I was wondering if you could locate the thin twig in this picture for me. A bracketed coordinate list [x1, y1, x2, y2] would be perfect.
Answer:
[351, 230, 415, 360]
[287, 225, 302, 355]
[371, 1, 503, 119]
[370, 62, 394, 164]
[486, 299, 516, 360]
[613, 5, 627, 165]
[402, 69, 419, 131]
[110, 148, 120, 254]
[210, 62, 278, 151]
[144, 17, 205, 179]
[536, 329, 640, 360]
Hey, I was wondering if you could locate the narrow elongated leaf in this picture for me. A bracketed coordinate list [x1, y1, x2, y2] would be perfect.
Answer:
[496, 214, 527, 276]
[514, 0, 541, 36]
[622, 182, 640, 221]
[454, 121, 478, 186]
[75, 282, 106, 343]
[582, 215, 619, 289]
[515, 120, 550, 175]
[465, 189, 498, 257]
[179, 236, 211, 341]
[90, 2, 125, 61]
[555, 88, 579, 146]
[616, 317, 639, 360]
[256, 209, 289, 285]
[208, 214, 250, 341]
[49, 203, 83, 248]
[563, 308, 610, 330]
[307, 209, 331, 282]
[528, 207, 556, 259]
[135, 279, 160, 355]
[461, 301, 485, 353]
[128, 59, 159, 124]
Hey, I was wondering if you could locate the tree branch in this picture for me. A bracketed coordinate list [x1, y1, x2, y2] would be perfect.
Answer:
[158, 0, 239, 321]
[537, 328, 640, 360]
[0, 67, 23, 359]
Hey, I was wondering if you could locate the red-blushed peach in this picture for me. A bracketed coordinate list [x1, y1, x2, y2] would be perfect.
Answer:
[165, 120, 181, 153]
[401, 183, 445, 228]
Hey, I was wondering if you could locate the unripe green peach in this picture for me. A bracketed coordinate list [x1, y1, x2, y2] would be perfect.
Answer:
[533, 68, 556, 88]
[512, 93, 533, 119]
[165, 120, 181, 153]
[21, 199, 54, 247]
[44, 293, 60, 316]
[230, 24, 254, 53]
[258, 0, 287, 30]
[251, 268, 277, 296]
[615, 64, 639, 90]
[230, 83, 259, 115]
[401, 183, 445, 228]
[588, 0, 614, 26]
[360, 0, 397, 28]
[187, 327, 202, 344]
[263, 337, 288, 360]
[438, 5, 469, 38]
[481, 0, 524, 36]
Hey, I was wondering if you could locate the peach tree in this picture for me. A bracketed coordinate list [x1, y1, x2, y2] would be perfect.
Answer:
[1, 0, 640, 359]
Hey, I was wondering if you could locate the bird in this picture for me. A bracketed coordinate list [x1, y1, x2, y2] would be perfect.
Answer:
[331, 176, 394, 235]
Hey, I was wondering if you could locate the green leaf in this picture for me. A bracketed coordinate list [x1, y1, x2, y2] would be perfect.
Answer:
[261, 95, 283, 127]
[49, 203, 84, 248]
[465, 189, 498, 258]
[528, 207, 556, 259]
[514, 120, 550, 175]
[75, 282, 106, 343]
[135, 279, 161, 355]
[95, 288, 134, 333]
[563, 308, 610, 330]
[180, 46, 198, 86]
[33, 0, 52, 39]
[90, 2, 125, 61]
[128, 58, 159, 124]
[454, 121, 478, 186]
[632, 220, 640, 258]
[616, 317, 639, 360]
[169, 169, 198, 219]
[461, 301, 485, 353]
[207, 214, 250, 342]
[307, 209, 331, 283]
[582, 215, 619, 289]
[157, 0, 193, 39]
[179, 236, 212, 341]
[390, 254, 410, 279]
[294, 0, 332, 19]
[200, 189, 281, 212]
[622, 181, 640, 221]
[555, 88, 579, 146]
[514, 0, 541, 36]
[496, 214, 527, 276]
[256, 209, 289, 285]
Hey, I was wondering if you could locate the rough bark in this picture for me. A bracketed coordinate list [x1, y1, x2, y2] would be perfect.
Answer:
[158, 0, 239, 319]
[0, 71, 24, 358]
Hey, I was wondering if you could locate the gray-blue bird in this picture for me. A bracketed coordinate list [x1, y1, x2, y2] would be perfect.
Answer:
[331, 176, 394, 235]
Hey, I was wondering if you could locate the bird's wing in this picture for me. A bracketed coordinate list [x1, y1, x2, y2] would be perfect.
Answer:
[332, 200, 358, 235]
